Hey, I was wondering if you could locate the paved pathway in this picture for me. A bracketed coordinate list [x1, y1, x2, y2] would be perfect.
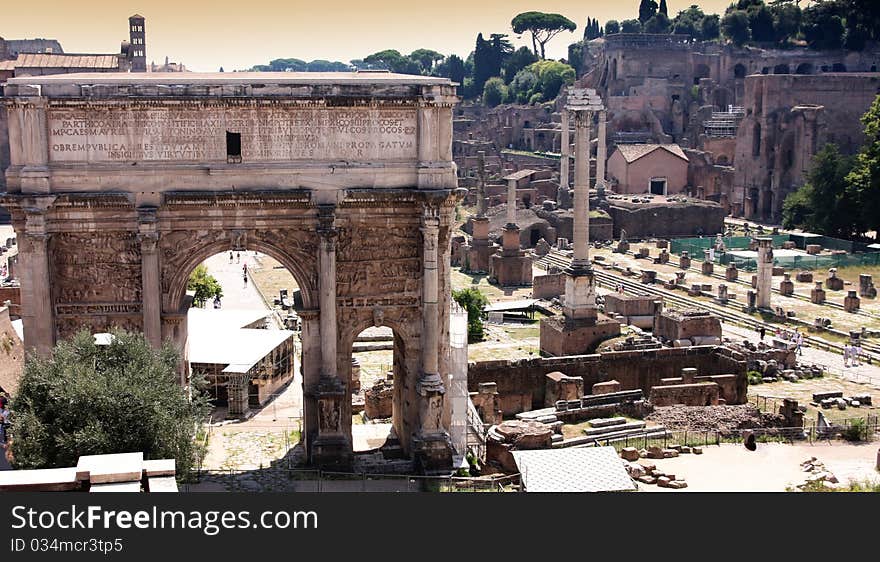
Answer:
[203, 251, 267, 311]
[723, 322, 880, 388]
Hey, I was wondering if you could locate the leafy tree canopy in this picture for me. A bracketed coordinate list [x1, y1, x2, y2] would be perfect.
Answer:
[511, 11, 577, 59]
[9, 330, 211, 478]
[187, 264, 222, 308]
[452, 288, 489, 343]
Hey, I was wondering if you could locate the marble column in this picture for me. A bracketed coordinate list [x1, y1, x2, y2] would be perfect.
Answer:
[22, 208, 53, 355]
[756, 237, 773, 309]
[476, 150, 487, 217]
[559, 109, 570, 206]
[506, 177, 517, 227]
[420, 207, 441, 378]
[415, 204, 452, 470]
[138, 207, 161, 348]
[317, 207, 338, 379]
[596, 110, 607, 190]
[572, 109, 591, 269]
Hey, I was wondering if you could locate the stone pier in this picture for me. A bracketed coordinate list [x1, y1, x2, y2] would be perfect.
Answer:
[466, 151, 493, 273]
[811, 281, 826, 304]
[779, 273, 794, 296]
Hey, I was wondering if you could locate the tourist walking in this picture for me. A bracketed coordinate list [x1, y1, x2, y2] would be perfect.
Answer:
[229, 251, 233, 264]
[795, 331, 803, 355]
[243, 271, 248, 288]
[854, 342, 862, 366]
[236, 251, 241, 264]
[213, 295, 222, 309]
[843, 344, 851, 367]
[759, 326, 766, 341]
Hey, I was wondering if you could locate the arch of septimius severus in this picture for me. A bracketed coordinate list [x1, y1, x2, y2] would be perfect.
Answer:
[1, 72, 463, 470]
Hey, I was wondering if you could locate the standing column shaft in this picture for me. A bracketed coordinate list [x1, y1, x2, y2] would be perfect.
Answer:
[421, 211, 440, 376]
[597, 111, 607, 189]
[318, 214, 338, 378]
[140, 233, 161, 347]
[560, 109, 570, 191]
[506, 178, 517, 226]
[477, 150, 487, 217]
[573, 110, 591, 267]
[25, 231, 53, 355]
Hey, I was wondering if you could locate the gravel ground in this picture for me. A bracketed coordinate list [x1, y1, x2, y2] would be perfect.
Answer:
[645, 404, 785, 433]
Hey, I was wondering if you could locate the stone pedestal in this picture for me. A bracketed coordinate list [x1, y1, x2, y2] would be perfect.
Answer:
[701, 260, 714, 275]
[615, 240, 630, 254]
[413, 374, 453, 473]
[657, 250, 669, 264]
[859, 274, 876, 298]
[637, 247, 650, 259]
[746, 290, 757, 311]
[490, 225, 533, 286]
[656, 240, 669, 249]
[640, 269, 657, 284]
[467, 216, 493, 273]
[679, 251, 691, 269]
[312, 376, 353, 469]
[716, 284, 729, 304]
[844, 290, 861, 312]
[779, 274, 794, 296]
[725, 264, 738, 282]
[826, 269, 844, 291]
[811, 282, 826, 304]
[796, 271, 813, 283]
[539, 314, 621, 356]
[806, 244, 822, 255]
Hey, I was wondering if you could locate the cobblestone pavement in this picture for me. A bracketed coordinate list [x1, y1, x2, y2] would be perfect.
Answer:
[723, 322, 880, 388]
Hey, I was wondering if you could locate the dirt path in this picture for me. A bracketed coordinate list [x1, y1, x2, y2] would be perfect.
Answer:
[641, 441, 880, 492]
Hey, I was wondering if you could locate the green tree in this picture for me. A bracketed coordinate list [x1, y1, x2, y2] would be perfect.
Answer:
[748, 4, 777, 42]
[846, 95, 880, 240]
[520, 60, 576, 102]
[482, 76, 508, 107]
[621, 19, 643, 33]
[504, 46, 538, 83]
[187, 264, 222, 308]
[659, 0, 669, 17]
[567, 42, 584, 76]
[802, 2, 845, 50]
[771, 2, 802, 46]
[452, 288, 489, 342]
[644, 13, 672, 34]
[782, 144, 861, 238]
[409, 49, 445, 74]
[639, 0, 659, 23]
[9, 329, 211, 478]
[701, 14, 721, 40]
[605, 20, 621, 34]
[509, 69, 539, 103]
[511, 11, 577, 59]
[363, 49, 421, 74]
[672, 5, 704, 36]
[722, 10, 752, 45]
[437, 54, 466, 85]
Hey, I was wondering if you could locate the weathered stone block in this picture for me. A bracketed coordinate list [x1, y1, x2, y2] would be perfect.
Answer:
[621, 447, 640, 462]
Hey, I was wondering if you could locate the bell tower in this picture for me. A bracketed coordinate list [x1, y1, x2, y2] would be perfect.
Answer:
[128, 14, 146, 72]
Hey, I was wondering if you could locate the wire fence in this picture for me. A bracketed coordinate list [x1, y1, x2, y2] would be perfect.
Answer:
[575, 418, 878, 453]
[180, 468, 520, 493]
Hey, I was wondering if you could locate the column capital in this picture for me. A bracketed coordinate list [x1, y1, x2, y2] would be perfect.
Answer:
[138, 231, 160, 254]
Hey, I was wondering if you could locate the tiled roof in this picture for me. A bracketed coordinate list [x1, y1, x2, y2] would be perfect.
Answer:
[615, 143, 689, 164]
[9, 53, 120, 69]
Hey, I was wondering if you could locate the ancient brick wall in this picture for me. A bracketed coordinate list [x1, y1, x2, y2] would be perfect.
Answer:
[533, 272, 565, 299]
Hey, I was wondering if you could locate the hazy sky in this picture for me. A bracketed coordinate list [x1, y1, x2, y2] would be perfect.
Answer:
[2, 1, 733, 72]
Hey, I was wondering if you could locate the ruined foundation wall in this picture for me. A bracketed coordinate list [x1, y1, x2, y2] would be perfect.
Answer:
[467, 346, 747, 415]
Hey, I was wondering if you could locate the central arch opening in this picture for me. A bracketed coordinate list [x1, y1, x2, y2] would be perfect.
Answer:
[185, 250, 304, 423]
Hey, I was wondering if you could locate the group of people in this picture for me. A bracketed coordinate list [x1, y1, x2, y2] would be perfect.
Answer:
[228, 251, 250, 288]
[844, 342, 863, 368]
[759, 326, 805, 355]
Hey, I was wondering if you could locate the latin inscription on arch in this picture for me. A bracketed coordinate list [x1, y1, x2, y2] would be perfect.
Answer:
[47, 106, 418, 163]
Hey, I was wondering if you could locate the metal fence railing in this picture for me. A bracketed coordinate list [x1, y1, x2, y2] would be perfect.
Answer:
[180, 469, 520, 493]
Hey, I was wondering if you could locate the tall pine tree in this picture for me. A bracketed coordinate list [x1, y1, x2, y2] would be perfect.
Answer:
[659, 0, 668, 17]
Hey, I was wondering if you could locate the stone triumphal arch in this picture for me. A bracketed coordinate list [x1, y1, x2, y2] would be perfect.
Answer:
[2, 72, 462, 470]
